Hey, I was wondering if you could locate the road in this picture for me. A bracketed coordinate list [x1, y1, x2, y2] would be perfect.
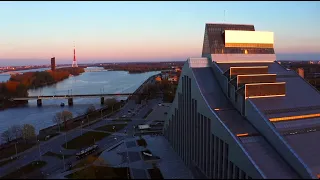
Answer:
[0, 97, 162, 178]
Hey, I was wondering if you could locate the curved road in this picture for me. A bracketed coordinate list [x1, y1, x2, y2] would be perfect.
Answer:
[0, 98, 162, 178]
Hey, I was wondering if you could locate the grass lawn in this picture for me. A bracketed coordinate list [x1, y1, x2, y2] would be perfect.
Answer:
[148, 167, 164, 179]
[38, 133, 60, 141]
[143, 109, 153, 119]
[136, 138, 148, 147]
[59, 102, 123, 132]
[71, 152, 103, 170]
[111, 119, 132, 123]
[1, 161, 47, 179]
[0, 156, 19, 167]
[62, 122, 127, 150]
[95, 124, 128, 132]
[65, 165, 130, 179]
[154, 120, 165, 122]
[43, 151, 72, 159]
[62, 131, 110, 149]
[0, 142, 35, 160]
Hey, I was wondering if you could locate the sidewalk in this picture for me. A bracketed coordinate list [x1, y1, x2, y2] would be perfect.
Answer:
[0, 106, 127, 165]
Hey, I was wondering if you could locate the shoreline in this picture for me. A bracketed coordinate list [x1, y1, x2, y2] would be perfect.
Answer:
[37, 73, 158, 136]
[0, 68, 85, 111]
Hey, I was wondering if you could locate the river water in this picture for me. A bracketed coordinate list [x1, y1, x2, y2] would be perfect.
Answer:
[0, 67, 160, 137]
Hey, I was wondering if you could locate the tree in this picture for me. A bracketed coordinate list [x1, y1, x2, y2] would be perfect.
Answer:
[22, 124, 36, 143]
[53, 110, 73, 130]
[86, 105, 96, 114]
[104, 98, 118, 108]
[1, 129, 13, 143]
[152, 162, 157, 169]
[10, 124, 22, 140]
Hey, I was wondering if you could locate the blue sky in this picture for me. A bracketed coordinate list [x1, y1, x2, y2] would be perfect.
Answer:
[0, 1, 319, 65]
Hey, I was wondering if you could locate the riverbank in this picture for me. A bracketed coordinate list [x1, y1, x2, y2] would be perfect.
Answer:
[38, 72, 159, 139]
[0, 67, 85, 110]
[0, 70, 161, 137]
[101, 62, 181, 74]
[106, 69, 168, 74]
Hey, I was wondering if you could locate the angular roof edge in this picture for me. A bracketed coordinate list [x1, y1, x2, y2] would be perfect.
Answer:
[206, 22, 254, 26]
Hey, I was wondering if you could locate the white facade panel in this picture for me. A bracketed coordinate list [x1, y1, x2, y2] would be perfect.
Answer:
[188, 58, 210, 68]
[211, 54, 276, 63]
[225, 30, 274, 44]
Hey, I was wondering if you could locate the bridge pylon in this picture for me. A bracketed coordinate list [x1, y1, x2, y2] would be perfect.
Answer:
[37, 99, 42, 107]
[100, 97, 105, 105]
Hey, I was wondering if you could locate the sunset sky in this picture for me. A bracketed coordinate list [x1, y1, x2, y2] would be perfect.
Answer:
[0, 1, 319, 65]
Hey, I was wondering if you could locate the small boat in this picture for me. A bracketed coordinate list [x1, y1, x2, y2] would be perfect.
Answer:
[60, 103, 65, 107]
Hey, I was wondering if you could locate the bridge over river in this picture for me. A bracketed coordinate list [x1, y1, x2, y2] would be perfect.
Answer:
[11, 92, 162, 106]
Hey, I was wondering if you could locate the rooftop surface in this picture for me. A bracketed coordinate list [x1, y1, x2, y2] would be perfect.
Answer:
[191, 66, 300, 178]
[190, 59, 320, 178]
[240, 136, 300, 179]
[284, 131, 320, 178]
[96, 135, 194, 179]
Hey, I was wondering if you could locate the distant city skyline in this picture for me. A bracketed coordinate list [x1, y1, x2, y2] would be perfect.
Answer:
[0, 1, 319, 66]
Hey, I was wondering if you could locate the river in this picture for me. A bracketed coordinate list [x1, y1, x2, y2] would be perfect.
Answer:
[0, 67, 160, 138]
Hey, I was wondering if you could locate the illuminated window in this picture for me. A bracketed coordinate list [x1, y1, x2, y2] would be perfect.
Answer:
[244, 49, 248, 54]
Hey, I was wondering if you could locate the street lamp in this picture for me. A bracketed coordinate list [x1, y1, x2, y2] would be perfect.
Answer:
[38, 140, 41, 160]
[60, 150, 66, 171]
[113, 126, 117, 140]
[15, 141, 18, 157]
[64, 132, 67, 149]
[58, 121, 61, 133]
[81, 121, 84, 136]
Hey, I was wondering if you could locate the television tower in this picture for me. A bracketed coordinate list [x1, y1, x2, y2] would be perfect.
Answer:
[72, 41, 78, 68]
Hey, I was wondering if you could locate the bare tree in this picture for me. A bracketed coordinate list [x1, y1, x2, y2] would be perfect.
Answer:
[53, 110, 73, 130]
[53, 113, 63, 132]
[10, 125, 22, 140]
[22, 124, 36, 143]
[104, 98, 118, 111]
[86, 104, 96, 114]
[1, 129, 13, 143]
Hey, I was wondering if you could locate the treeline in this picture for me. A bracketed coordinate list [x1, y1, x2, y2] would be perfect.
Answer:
[0, 67, 84, 110]
[136, 79, 179, 104]
[284, 63, 320, 90]
[1, 124, 36, 144]
[103, 62, 183, 74]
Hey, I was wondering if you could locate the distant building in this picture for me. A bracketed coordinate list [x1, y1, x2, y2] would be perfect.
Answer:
[51, 57, 56, 71]
[155, 76, 162, 82]
[175, 67, 181, 72]
[168, 75, 178, 82]
[161, 73, 169, 80]
[297, 68, 305, 78]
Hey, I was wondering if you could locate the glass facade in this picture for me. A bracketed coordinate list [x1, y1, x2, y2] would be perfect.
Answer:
[202, 23, 275, 57]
